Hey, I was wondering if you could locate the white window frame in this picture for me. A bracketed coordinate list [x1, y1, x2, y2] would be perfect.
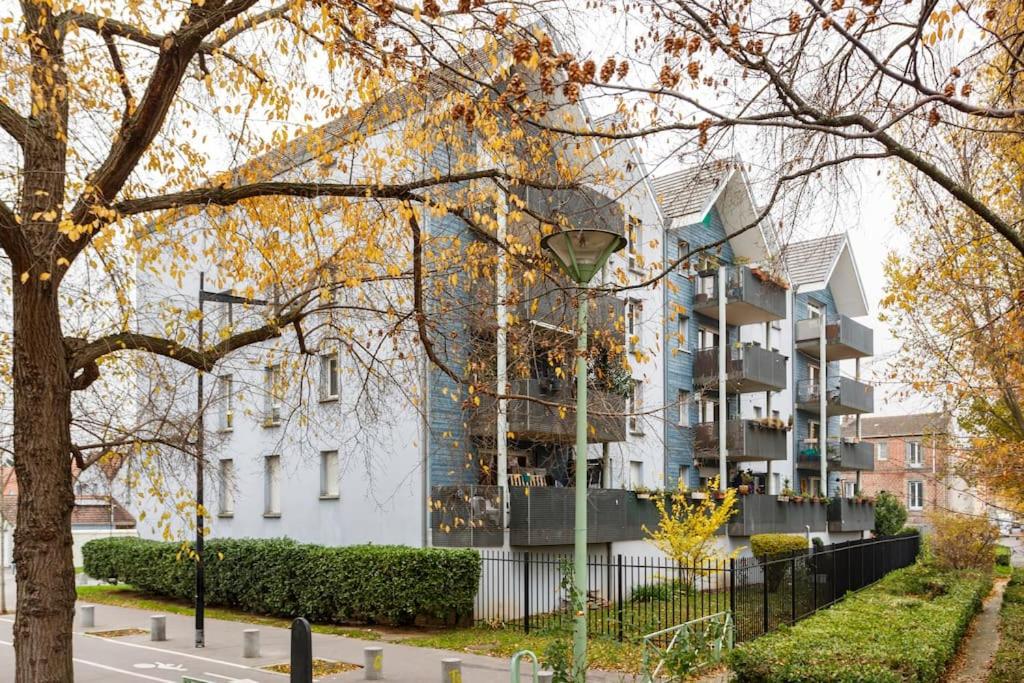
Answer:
[676, 239, 691, 274]
[217, 374, 233, 432]
[264, 365, 282, 426]
[627, 215, 643, 272]
[677, 390, 690, 427]
[676, 313, 690, 353]
[218, 458, 235, 516]
[844, 481, 856, 498]
[629, 460, 644, 490]
[908, 480, 924, 510]
[753, 405, 763, 419]
[629, 379, 644, 435]
[808, 301, 824, 319]
[264, 454, 281, 516]
[627, 298, 643, 352]
[319, 450, 340, 499]
[907, 440, 923, 468]
[320, 353, 340, 401]
[697, 326, 719, 351]
[698, 398, 718, 424]
[876, 442, 889, 461]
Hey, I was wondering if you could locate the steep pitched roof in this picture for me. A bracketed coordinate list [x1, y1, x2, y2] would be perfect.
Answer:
[0, 495, 136, 529]
[650, 160, 733, 221]
[781, 234, 846, 288]
[842, 412, 951, 439]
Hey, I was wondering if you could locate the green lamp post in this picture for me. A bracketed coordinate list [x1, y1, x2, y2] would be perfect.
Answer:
[540, 227, 626, 681]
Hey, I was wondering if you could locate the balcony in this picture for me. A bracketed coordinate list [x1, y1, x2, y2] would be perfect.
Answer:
[467, 378, 626, 443]
[796, 376, 874, 416]
[795, 315, 873, 360]
[507, 487, 660, 546]
[727, 493, 827, 536]
[470, 279, 623, 334]
[430, 485, 505, 548]
[693, 344, 787, 393]
[827, 497, 876, 533]
[796, 439, 874, 472]
[694, 419, 788, 463]
[692, 265, 787, 325]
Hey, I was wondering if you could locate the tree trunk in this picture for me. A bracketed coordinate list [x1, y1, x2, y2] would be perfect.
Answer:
[11, 270, 76, 683]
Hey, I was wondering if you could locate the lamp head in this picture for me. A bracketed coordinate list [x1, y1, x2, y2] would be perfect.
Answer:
[540, 228, 627, 284]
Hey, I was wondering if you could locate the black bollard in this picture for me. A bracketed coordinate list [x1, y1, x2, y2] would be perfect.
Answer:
[290, 617, 313, 683]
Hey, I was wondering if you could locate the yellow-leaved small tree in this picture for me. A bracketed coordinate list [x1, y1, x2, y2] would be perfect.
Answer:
[644, 478, 741, 592]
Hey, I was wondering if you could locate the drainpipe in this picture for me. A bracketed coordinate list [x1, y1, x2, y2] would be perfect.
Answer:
[718, 265, 728, 492]
[496, 193, 509, 543]
[819, 313, 827, 497]
[855, 357, 862, 499]
[421, 355, 430, 548]
[764, 322, 772, 494]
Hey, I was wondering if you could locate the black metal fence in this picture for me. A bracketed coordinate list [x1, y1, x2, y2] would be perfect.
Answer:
[475, 533, 920, 643]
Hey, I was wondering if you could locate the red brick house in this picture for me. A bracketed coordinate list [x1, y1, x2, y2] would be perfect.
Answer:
[843, 412, 984, 527]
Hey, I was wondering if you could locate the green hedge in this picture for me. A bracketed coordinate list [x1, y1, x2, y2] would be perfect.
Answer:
[751, 534, 808, 592]
[995, 544, 1011, 567]
[730, 563, 991, 682]
[83, 537, 481, 626]
[990, 568, 1024, 682]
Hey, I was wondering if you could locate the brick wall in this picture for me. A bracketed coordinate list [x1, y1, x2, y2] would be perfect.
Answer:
[858, 435, 952, 526]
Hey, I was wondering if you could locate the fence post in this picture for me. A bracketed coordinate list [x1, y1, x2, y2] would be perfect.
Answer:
[728, 557, 736, 621]
[790, 554, 797, 625]
[616, 554, 624, 643]
[523, 552, 530, 635]
[761, 561, 769, 636]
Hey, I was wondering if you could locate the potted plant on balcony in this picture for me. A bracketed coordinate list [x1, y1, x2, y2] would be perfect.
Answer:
[634, 485, 652, 500]
[737, 470, 754, 495]
[792, 492, 805, 504]
[778, 479, 793, 503]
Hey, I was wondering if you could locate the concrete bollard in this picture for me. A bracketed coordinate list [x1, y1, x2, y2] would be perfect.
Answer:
[441, 658, 462, 683]
[80, 605, 95, 628]
[363, 646, 383, 680]
[538, 671, 554, 682]
[242, 629, 260, 658]
[150, 615, 166, 641]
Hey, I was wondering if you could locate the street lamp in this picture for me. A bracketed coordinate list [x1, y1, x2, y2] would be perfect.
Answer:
[194, 272, 267, 648]
[540, 227, 625, 681]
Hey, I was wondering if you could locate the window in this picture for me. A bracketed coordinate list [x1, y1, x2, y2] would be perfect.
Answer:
[697, 268, 717, 298]
[697, 326, 719, 350]
[218, 459, 235, 516]
[698, 398, 718, 424]
[320, 450, 339, 498]
[320, 353, 340, 401]
[628, 380, 644, 434]
[264, 365, 282, 426]
[771, 409, 781, 420]
[908, 480, 924, 510]
[676, 239, 691, 273]
[876, 442, 889, 461]
[264, 455, 281, 515]
[808, 363, 821, 383]
[753, 406, 763, 419]
[627, 299, 643, 352]
[844, 481, 855, 498]
[907, 440, 923, 467]
[808, 301, 824, 319]
[216, 374, 233, 431]
[768, 325, 780, 353]
[772, 473, 781, 495]
[676, 314, 689, 352]
[807, 420, 820, 443]
[627, 215, 643, 271]
[629, 461, 644, 489]
[677, 390, 690, 427]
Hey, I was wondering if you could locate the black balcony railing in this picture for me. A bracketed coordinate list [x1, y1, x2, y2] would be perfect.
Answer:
[693, 344, 787, 393]
[796, 376, 874, 416]
[797, 439, 874, 471]
[430, 485, 504, 548]
[692, 265, 787, 325]
[795, 315, 873, 360]
[694, 419, 789, 462]
[827, 497, 876, 532]
[727, 493, 828, 536]
[467, 378, 626, 443]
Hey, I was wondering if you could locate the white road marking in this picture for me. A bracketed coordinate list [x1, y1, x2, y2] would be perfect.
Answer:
[1, 638, 175, 682]
[76, 633, 264, 671]
[204, 674, 260, 682]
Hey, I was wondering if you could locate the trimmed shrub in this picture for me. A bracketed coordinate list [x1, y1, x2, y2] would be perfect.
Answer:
[874, 491, 908, 536]
[750, 534, 807, 592]
[83, 537, 480, 626]
[730, 563, 990, 682]
[990, 568, 1024, 683]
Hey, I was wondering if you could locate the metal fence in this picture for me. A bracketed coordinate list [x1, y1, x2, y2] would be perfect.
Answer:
[475, 533, 920, 643]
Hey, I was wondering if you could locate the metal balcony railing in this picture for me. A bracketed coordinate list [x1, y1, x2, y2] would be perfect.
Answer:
[693, 343, 787, 393]
[692, 265, 787, 325]
[795, 315, 873, 360]
[727, 493, 828, 536]
[796, 439, 874, 471]
[827, 497, 876, 532]
[507, 487, 660, 546]
[430, 485, 505, 548]
[796, 376, 874, 416]
[467, 378, 627, 443]
[693, 419, 788, 462]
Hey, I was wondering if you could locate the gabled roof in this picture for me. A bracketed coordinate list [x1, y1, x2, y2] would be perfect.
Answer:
[0, 495, 137, 529]
[650, 158, 772, 262]
[842, 412, 951, 439]
[781, 232, 869, 317]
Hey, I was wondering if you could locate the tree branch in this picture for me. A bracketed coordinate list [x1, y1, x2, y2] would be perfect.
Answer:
[0, 100, 35, 148]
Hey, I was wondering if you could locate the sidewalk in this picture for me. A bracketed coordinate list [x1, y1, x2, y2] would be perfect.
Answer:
[0, 594, 633, 682]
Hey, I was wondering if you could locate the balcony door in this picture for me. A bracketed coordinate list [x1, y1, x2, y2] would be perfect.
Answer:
[698, 398, 719, 424]
[697, 326, 720, 351]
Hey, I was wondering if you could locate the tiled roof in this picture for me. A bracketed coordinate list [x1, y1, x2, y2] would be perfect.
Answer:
[842, 412, 951, 438]
[0, 495, 136, 529]
[780, 233, 846, 287]
[650, 159, 734, 220]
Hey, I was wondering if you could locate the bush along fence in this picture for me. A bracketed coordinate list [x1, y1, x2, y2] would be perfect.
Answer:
[82, 537, 480, 626]
[475, 532, 921, 643]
